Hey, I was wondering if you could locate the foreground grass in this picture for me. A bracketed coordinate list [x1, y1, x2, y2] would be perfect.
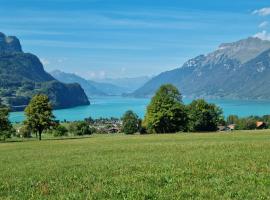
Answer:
[0, 131, 270, 199]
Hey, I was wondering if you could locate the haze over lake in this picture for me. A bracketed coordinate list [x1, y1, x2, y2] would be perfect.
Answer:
[9, 96, 270, 123]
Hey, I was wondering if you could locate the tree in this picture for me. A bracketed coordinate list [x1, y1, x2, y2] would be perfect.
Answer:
[121, 110, 139, 134]
[226, 115, 239, 125]
[187, 99, 224, 132]
[144, 84, 188, 133]
[24, 94, 55, 140]
[0, 101, 14, 141]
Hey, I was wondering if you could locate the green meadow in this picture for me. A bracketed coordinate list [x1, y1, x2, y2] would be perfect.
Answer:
[0, 131, 270, 200]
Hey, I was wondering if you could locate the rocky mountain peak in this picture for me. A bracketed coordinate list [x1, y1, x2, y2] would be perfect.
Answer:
[0, 32, 22, 52]
[214, 37, 270, 63]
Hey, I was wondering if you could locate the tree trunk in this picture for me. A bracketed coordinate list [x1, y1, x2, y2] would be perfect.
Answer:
[35, 132, 38, 139]
[38, 130, 42, 140]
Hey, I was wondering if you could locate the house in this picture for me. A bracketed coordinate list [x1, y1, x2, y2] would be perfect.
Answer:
[227, 124, 236, 131]
[256, 121, 267, 129]
[218, 126, 227, 131]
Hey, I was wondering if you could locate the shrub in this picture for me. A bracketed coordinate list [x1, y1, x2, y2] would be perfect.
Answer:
[68, 121, 93, 136]
[17, 125, 31, 138]
[52, 125, 68, 137]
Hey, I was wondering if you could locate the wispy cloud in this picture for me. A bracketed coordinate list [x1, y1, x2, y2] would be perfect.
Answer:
[258, 21, 268, 28]
[254, 30, 270, 40]
[253, 7, 270, 16]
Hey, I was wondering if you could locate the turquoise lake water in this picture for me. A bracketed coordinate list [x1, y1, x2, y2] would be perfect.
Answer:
[9, 96, 270, 123]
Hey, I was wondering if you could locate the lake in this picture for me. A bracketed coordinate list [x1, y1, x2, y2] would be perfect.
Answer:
[9, 96, 270, 123]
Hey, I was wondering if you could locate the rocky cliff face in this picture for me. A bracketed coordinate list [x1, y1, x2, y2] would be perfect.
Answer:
[0, 32, 90, 111]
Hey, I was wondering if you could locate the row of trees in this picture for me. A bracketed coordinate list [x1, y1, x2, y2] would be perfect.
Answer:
[121, 84, 224, 134]
[3, 84, 267, 140]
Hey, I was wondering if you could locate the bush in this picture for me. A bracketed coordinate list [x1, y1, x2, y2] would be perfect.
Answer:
[68, 121, 93, 136]
[235, 118, 257, 130]
[52, 125, 68, 137]
[16, 125, 31, 138]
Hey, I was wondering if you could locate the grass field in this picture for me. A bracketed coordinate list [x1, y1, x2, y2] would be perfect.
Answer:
[0, 131, 270, 200]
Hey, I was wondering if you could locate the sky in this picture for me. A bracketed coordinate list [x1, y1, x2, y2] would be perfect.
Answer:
[1, 0, 270, 80]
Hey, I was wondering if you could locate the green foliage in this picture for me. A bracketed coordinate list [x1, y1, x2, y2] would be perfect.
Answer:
[144, 84, 188, 133]
[235, 118, 257, 130]
[226, 115, 239, 125]
[24, 94, 55, 140]
[68, 121, 93, 136]
[0, 102, 13, 141]
[16, 125, 31, 138]
[187, 99, 224, 132]
[121, 110, 139, 134]
[51, 124, 68, 137]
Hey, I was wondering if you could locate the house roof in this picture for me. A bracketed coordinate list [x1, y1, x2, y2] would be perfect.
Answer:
[256, 121, 265, 128]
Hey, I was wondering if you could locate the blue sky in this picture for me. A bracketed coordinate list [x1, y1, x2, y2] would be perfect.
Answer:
[1, 0, 270, 79]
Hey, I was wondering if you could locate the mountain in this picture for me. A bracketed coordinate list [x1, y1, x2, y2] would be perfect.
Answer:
[50, 70, 126, 96]
[132, 37, 270, 99]
[0, 32, 89, 111]
[95, 76, 150, 93]
[51, 70, 106, 96]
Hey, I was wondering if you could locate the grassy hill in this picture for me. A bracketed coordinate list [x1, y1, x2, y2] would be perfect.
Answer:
[0, 131, 269, 199]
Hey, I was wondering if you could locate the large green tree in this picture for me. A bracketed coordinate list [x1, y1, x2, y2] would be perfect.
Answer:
[0, 100, 14, 141]
[24, 94, 55, 140]
[121, 110, 139, 134]
[187, 99, 224, 132]
[144, 84, 188, 133]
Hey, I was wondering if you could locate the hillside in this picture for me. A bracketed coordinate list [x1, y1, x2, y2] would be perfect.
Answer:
[133, 37, 270, 99]
[0, 32, 89, 111]
[51, 70, 127, 96]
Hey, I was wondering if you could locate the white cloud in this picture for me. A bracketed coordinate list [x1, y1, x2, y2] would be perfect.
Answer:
[253, 7, 270, 16]
[253, 30, 270, 40]
[258, 21, 268, 28]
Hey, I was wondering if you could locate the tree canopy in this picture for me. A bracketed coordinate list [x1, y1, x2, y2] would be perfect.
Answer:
[144, 84, 188, 133]
[0, 100, 14, 140]
[24, 94, 55, 140]
[122, 110, 139, 134]
[187, 99, 223, 132]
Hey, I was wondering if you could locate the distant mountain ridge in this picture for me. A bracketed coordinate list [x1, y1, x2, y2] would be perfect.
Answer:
[94, 76, 150, 93]
[0, 32, 89, 111]
[132, 37, 270, 100]
[50, 70, 127, 96]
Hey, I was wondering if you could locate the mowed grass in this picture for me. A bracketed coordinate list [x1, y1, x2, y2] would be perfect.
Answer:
[0, 131, 270, 200]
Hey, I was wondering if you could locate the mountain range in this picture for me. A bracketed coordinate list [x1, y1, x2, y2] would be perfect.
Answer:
[0, 32, 89, 111]
[94, 76, 150, 93]
[132, 37, 270, 100]
[51, 70, 150, 96]
[50, 70, 127, 96]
